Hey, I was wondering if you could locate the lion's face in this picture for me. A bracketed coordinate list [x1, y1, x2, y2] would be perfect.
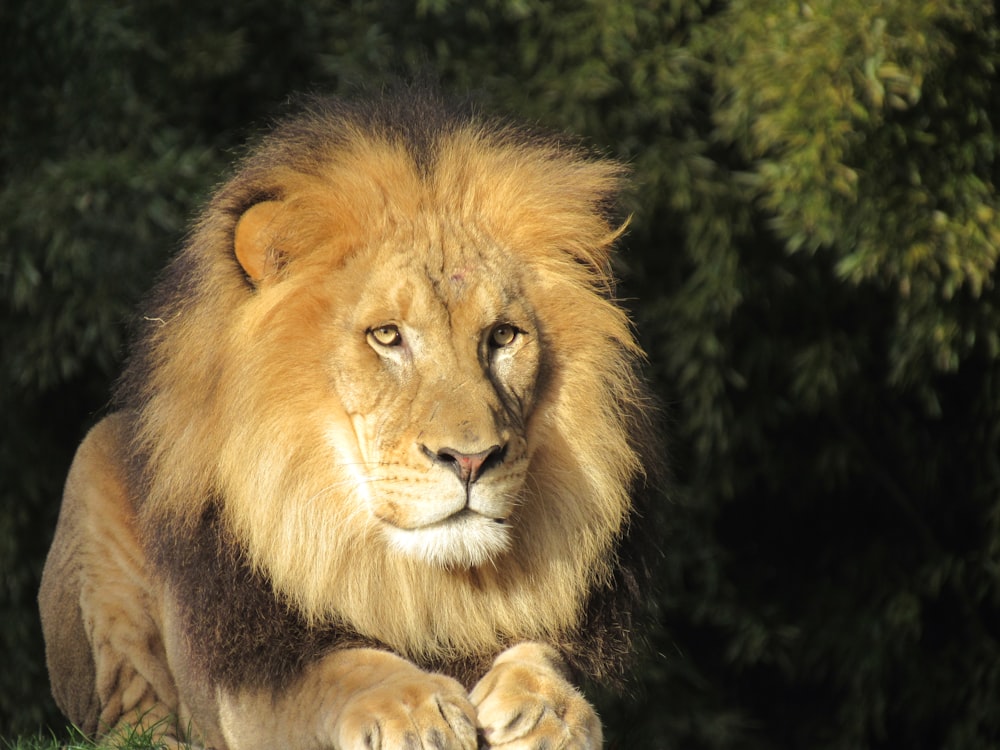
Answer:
[324, 218, 542, 568]
[228, 188, 554, 570]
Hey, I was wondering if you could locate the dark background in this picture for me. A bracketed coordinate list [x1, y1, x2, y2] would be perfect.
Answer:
[2, 1, 999, 748]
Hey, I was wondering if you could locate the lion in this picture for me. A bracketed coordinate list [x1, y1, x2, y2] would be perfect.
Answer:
[38, 89, 660, 749]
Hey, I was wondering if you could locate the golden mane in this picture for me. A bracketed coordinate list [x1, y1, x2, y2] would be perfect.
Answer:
[116, 92, 653, 678]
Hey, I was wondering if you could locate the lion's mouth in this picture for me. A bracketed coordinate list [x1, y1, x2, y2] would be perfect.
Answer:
[378, 508, 512, 568]
[379, 507, 506, 530]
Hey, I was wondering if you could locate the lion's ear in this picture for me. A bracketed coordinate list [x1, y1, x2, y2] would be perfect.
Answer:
[234, 201, 284, 282]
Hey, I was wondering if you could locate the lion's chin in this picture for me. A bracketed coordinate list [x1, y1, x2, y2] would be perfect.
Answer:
[382, 510, 511, 569]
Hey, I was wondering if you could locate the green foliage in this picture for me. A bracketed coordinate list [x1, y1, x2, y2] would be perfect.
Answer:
[701, 0, 1000, 386]
[2, 0, 998, 748]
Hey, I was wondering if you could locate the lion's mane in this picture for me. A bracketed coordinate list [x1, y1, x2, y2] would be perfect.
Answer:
[115, 89, 660, 691]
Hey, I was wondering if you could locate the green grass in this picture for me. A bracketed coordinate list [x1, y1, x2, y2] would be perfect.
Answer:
[6, 721, 175, 750]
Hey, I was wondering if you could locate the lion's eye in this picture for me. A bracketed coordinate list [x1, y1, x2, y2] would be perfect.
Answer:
[489, 324, 518, 349]
[368, 325, 402, 347]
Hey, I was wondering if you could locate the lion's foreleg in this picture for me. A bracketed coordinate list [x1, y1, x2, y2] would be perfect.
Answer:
[39, 416, 187, 743]
[215, 648, 478, 750]
[471, 642, 603, 749]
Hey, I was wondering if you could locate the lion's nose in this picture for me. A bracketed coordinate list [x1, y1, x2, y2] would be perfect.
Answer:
[422, 444, 507, 485]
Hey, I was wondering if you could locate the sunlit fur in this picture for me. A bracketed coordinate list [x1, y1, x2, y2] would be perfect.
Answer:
[119, 92, 650, 668]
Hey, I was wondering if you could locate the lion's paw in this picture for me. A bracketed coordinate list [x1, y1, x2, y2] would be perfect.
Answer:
[470, 645, 601, 750]
[334, 669, 478, 750]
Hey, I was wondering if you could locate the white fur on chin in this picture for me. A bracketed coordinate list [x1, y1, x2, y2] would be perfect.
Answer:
[383, 511, 512, 568]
